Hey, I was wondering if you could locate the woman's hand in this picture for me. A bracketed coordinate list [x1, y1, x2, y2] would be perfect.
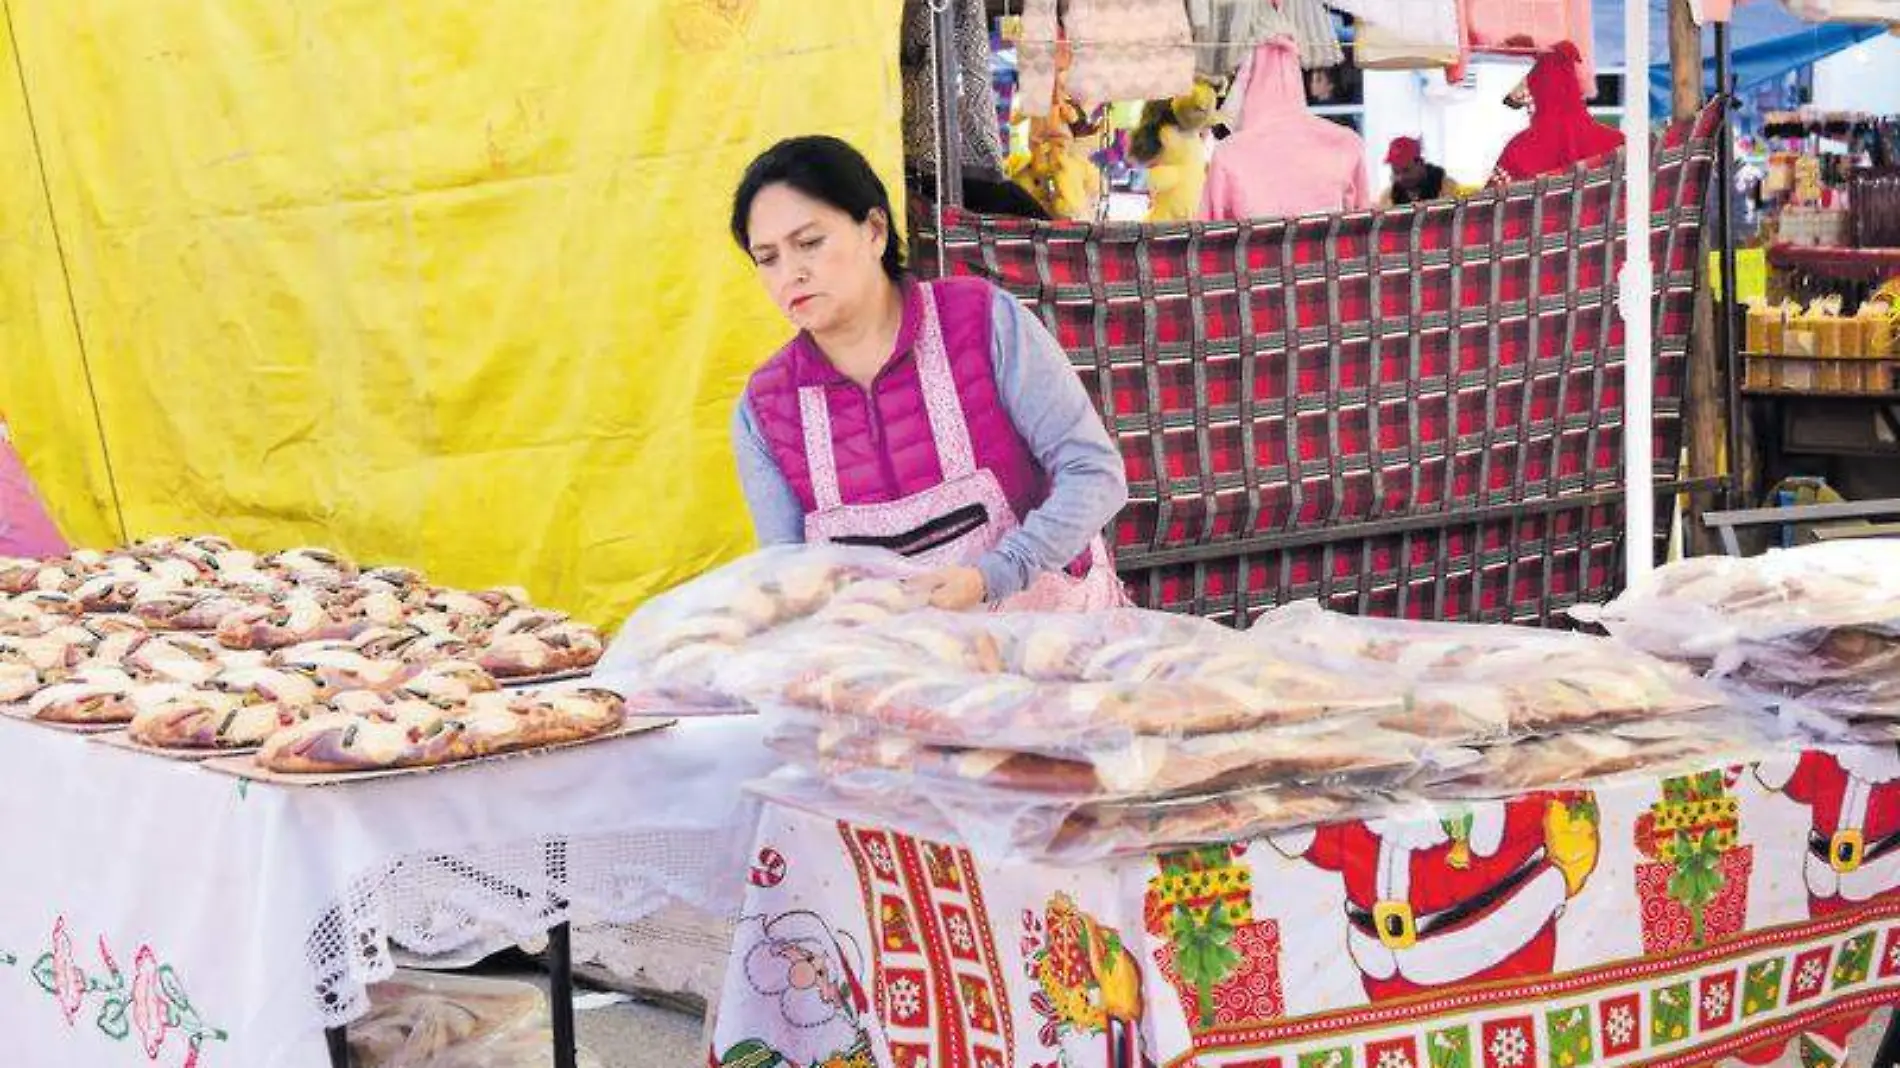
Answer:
[914, 566, 988, 611]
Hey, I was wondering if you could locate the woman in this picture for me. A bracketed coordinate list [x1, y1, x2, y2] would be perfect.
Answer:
[728, 136, 1129, 611]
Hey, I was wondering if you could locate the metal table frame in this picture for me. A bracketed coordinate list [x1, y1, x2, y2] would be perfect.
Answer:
[319, 841, 584, 1068]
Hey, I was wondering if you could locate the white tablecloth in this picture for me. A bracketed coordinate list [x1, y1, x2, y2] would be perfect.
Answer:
[0, 712, 773, 1068]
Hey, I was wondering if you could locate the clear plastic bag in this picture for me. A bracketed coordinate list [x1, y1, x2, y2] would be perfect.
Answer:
[1042, 784, 1398, 861]
[764, 704, 1422, 799]
[346, 971, 602, 1068]
[1587, 541, 1900, 657]
[595, 545, 930, 694]
[1587, 542, 1900, 721]
[723, 609, 1410, 773]
[1417, 710, 1793, 798]
[1252, 601, 1728, 742]
[723, 608, 1424, 865]
[746, 764, 1387, 865]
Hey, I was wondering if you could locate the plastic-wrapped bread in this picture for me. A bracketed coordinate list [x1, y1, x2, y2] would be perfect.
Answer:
[1591, 542, 1900, 719]
[1420, 711, 1788, 797]
[720, 611, 1414, 803]
[771, 713, 1418, 798]
[597, 545, 931, 692]
[1254, 601, 1726, 741]
[1045, 786, 1368, 861]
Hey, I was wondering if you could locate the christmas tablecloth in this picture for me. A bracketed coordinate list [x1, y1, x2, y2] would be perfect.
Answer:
[711, 746, 1900, 1068]
[0, 713, 773, 1068]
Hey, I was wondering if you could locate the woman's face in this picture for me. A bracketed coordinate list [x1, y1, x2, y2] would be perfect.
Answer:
[745, 183, 891, 335]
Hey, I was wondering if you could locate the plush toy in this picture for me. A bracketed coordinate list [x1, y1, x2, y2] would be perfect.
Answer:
[1009, 36, 1104, 221]
[1012, 111, 1104, 220]
[1129, 81, 1219, 223]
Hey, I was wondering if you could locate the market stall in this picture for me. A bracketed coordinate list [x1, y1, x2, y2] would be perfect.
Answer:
[0, 539, 770, 1068]
[661, 536, 1900, 1068]
[1738, 113, 1900, 504]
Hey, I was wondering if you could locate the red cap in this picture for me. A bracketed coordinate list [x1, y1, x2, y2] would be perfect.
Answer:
[1385, 136, 1423, 169]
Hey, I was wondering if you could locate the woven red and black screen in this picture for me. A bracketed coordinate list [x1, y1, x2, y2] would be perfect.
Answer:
[914, 105, 1722, 626]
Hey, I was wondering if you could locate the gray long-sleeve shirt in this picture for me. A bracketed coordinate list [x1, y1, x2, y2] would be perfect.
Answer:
[732, 287, 1128, 601]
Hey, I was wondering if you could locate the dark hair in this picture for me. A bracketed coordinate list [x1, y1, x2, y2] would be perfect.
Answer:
[1128, 99, 1178, 165]
[731, 135, 905, 281]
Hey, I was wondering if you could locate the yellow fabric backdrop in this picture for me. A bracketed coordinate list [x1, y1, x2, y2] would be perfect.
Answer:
[0, 0, 905, 625]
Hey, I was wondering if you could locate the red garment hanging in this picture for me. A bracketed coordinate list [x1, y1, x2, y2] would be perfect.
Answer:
[1490, 42, 1625, 184]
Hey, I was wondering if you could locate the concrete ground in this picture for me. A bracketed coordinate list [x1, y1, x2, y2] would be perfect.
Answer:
[577, 997, 701, 1068]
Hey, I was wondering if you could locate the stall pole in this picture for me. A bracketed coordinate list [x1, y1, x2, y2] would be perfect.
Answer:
[1671, 0, 1723, 556]
[550, 922, 579, 1068]
[325, 1024, 352, 1068]
[1623, 0, 1658, 586]
[931, 0, 965, 209]
[1714, 20, 1744, 511]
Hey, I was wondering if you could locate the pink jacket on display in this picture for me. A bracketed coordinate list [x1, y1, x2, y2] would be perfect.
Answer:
[1463, 0, 1597, 86]
[0, 429, 68, 559]
[1200, 37, 1370, 222]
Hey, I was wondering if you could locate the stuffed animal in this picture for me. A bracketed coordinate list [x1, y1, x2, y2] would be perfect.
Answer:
[1129, 81, 1219, 223]
[1009, 36, 1104, 221]
[1012, 111, 1103, 220]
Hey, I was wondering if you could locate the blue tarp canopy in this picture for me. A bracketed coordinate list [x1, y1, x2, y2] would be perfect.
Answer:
[1588, 1, 1881, 114]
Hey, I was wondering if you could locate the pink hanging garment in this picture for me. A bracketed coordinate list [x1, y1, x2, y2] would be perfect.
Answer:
[1062, 0, 1197, 107]
[1463, 0, 1597, 89]
[0, 422, 68, 558]
[1015, 0, 1060, 118]
[1200, 37, 1370, 222]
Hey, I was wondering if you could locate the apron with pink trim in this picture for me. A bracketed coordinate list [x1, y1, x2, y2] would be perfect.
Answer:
[797, 288, 1128, 612]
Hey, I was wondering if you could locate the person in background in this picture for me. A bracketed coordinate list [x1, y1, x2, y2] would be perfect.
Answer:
[728, 136, 1130, 612]
[1378, 136, 1473, 207]
[1490, 41, 1625, 185]
[0, 416, 67, 559]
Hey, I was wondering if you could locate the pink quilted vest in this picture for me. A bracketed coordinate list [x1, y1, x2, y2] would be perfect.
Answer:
[746, 277, 1047, 527]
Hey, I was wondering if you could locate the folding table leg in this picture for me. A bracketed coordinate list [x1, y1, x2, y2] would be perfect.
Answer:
[324, 1024, 352, 1068]
[549, 921, 578, 1068]
[1874, 1008, 1900, 1068]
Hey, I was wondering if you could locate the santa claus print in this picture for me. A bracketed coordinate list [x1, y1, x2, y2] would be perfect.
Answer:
[722, 910, 879, 1068]
[1756, 746, 1900, 915]
[1738, 746, 1900, 1067]
[1276, 795, 1600, 1002]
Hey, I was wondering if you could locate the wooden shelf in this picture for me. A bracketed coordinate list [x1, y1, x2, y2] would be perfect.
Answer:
[1744, 351, 1899, 360]
[1767, 244, 1900, 280]
[1742, 387, 1900, 401]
